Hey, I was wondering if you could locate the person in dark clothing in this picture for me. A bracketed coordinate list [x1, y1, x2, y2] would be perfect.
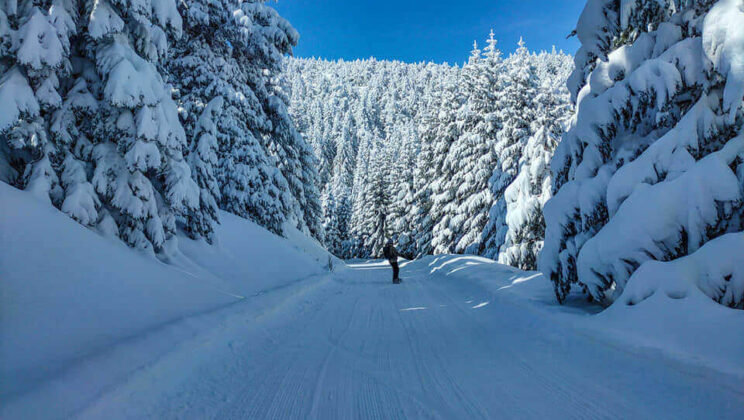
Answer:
[383, 239, 400, 284]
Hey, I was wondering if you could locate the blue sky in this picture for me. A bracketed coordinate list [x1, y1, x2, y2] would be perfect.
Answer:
[271, 0, 584, 64]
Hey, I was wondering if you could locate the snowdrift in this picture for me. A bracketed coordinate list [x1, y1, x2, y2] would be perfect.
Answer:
[175, 212, 334, 297]
[598, 233, 744, 373]
[421, 254, 744, 377]
[0, 182, 330, 396]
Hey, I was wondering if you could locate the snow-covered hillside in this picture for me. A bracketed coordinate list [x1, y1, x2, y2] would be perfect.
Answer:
[0, 182, 331, 401]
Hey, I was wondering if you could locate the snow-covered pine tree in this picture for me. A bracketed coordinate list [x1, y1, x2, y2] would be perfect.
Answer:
[186, 96, 223, 243]
[481, 38, 538, 260]
[496, 47, 572, 270]
[53, 75, 102, 226]
[266, 70, 322, 239]
[446, 31, 503, 255]
[323, 123, 355, 257]
[403, 63, 454, 257]
[351, 71, 385, 256]
[540, 0, 744, 309]
[387, 122, 418, 258]
[535, 47, 574, 95]
[9, 0, 104, 227]
[84, 0, 201, 252]
[321, 189, 339, 253]
[0, 1, 70, 203]
[170, 0, 294, 236]
[433, 42, 483, 254]
[347, 130, 375, 256]
[407, 88, 440, 257]
[360, 141, 392, 257]
[430, 70, 464, 254]
[306, 99, 335, 188]
[1, 0, 315, 251]
[499, 73, 569, 270]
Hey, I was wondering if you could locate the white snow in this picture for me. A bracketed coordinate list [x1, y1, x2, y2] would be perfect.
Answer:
[542, 1, 744, 308]
[99, 37, 165, 108]
[703, 0, 744, 121]
[88, 0, 124, 40]
[578, 134, 744, 301]
[2, 182, 742, 419]
[0, 182, 328, 400]
[16, 8, 64, 70]
[174, 213, 330, 296]
[0, 67, 40, 132]
[613, 232, 744, 319]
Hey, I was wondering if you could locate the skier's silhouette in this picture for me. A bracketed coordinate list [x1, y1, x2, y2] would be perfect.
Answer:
[383, 239, 400, 284]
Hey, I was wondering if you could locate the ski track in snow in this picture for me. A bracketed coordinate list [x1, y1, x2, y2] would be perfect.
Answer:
[6, 260, 744, 419]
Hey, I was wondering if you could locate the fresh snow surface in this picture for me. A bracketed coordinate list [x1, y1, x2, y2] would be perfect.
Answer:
[0, 182, 327, 400]
[2, 184, 743, 419]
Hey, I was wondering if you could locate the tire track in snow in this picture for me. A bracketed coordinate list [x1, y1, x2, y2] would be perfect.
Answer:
[214, 284, 353, 419]
[388, 273, 487, 419]
[399, 289, 491, 419]
[307, 293, 362, 419]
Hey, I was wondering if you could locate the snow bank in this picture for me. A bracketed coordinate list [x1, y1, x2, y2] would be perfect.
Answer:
[0, 182, 235, 392]
[424, 254, 574, 309]
[599, 232, 744, 373]
[174, 213, 330, 296]
[0, 182, 329, 395]
[283, 221, 342, 268]
[613, 232, 744, 309]
[422, 254, 744, 377]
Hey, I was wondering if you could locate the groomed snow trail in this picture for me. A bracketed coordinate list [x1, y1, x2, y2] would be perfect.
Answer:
[19, 259, 744, 419]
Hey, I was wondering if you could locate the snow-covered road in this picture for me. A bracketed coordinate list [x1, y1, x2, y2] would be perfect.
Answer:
[7, 258, 744, 419]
